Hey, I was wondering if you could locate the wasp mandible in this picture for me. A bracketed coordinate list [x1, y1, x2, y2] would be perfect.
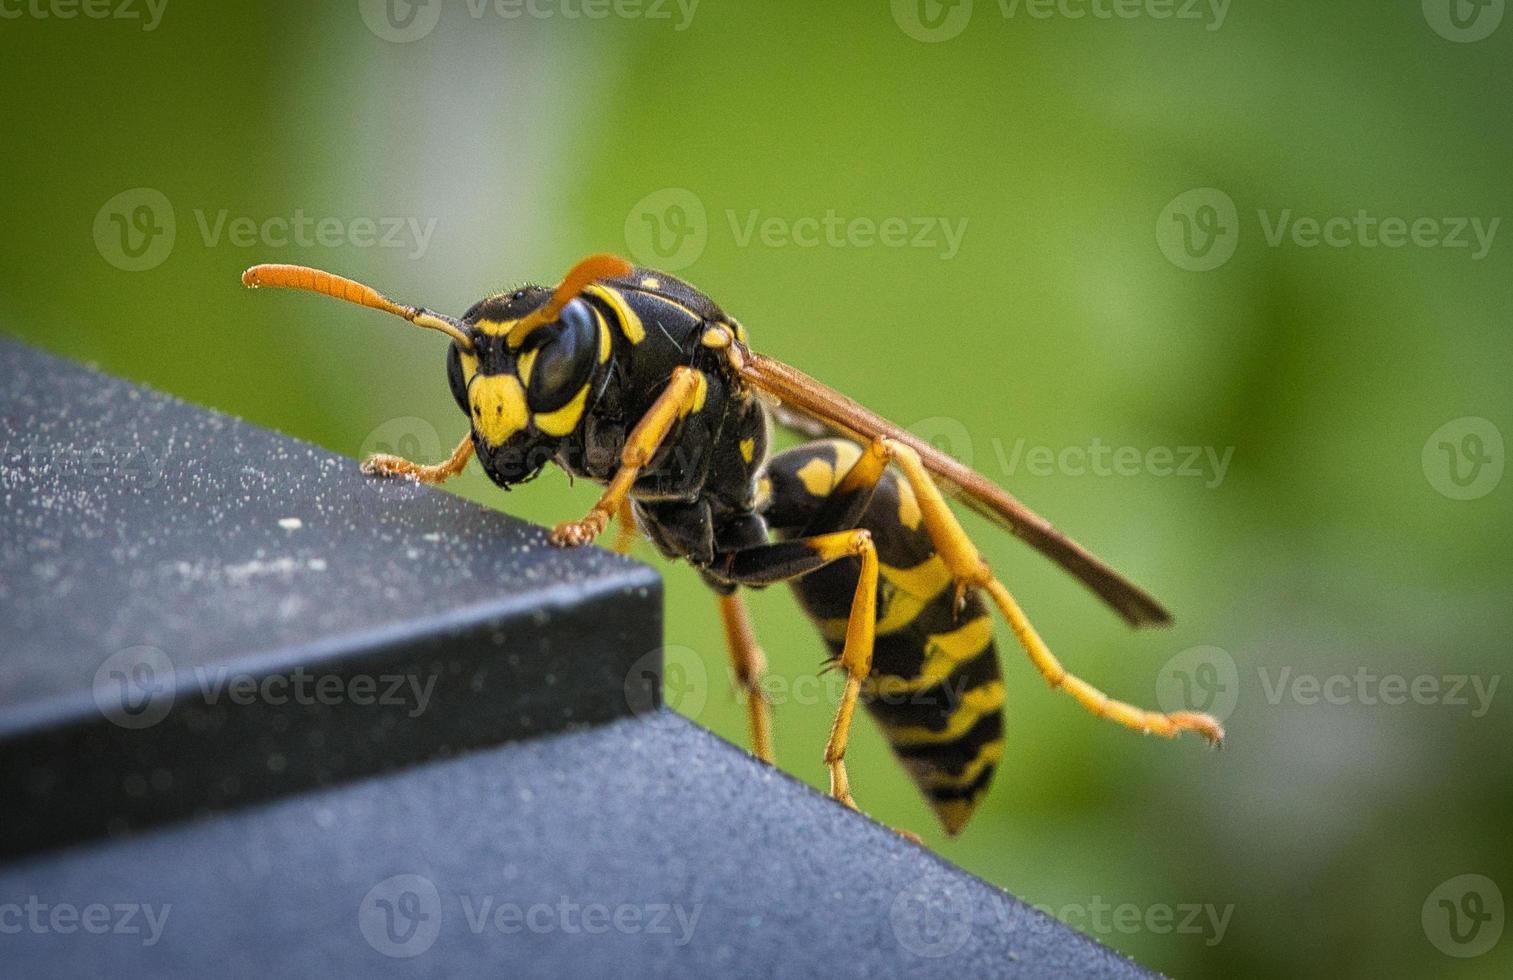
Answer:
[242, 254, 1222, 835]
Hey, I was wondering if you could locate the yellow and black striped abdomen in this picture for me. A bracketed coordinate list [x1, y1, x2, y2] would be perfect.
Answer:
[761, 439, 1005, 835]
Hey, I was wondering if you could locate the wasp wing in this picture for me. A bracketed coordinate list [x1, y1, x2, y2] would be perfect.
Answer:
[738, 349, 1172, 627]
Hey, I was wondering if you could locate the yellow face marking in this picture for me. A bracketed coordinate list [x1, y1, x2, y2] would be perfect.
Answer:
[882, 681, 1005, 746]
[533, 383, 589, 437]
[739, 437, 755, 463]
[585, 284, 645, 344]
[459, 351, 479, 386]
[474, 319, 518, 337]
[516, 348, 539, 387]
[640, 277, 661, 289]
[468, 374, 528, 446]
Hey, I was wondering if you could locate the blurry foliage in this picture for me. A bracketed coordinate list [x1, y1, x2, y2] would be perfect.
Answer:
[2, 2, 1510, 976]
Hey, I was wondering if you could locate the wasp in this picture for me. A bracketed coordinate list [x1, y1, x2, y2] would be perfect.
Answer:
[241, 254, 1222, 835]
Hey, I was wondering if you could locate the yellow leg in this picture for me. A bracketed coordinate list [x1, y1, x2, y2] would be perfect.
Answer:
[612, 498, 640, 555]
[551, 367, 704, 547]
[362, 433, 473, 484]
[810, 529, 879, 811]
[877, 438, 1224, 745]
[716, 592, 774, 764]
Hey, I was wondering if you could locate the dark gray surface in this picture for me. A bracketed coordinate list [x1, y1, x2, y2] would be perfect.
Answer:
[0, 339, 662, 857]
[0, 338, 1156, 978]
[0, 713, 1152, 980]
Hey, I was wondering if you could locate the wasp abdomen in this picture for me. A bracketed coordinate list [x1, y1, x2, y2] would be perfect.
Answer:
[762, 440, 1005, 835]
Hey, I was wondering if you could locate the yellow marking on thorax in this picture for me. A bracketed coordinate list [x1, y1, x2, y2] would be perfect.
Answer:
[585, 284, 645, 344]
[739, 437, 755, 463]
[640, 277, 661, 289]
[534, 383, 590, 437]
[881, 681, 1005, 745]
[469, 374, 528, 446]
[593, 308, 612, 363]
[474, 319, 518, 337]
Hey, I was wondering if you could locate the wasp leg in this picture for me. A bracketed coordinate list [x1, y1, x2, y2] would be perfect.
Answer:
[716, 591, 774, 764]
[611, 498, 639, 555]
[551, 367, 704, 548]
[874, 438, 1224, 745]
[362, 432, 474, 484]
[712, 529, 878, 811]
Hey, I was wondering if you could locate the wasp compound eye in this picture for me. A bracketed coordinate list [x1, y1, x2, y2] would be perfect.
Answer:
[525, 297, 597, 413]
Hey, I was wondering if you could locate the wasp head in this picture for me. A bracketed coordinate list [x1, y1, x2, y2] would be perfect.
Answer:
[449, 287, 604, 488]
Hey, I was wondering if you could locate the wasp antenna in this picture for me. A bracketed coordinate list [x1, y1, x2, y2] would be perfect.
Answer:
[241, 263, 472, 350]
[509, 253, 633, 347]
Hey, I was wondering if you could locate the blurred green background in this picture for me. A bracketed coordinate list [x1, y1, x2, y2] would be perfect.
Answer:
[3, 1, 1510, 975]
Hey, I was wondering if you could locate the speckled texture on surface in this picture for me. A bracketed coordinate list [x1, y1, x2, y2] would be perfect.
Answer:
[0, 339, 662, 857]
[0, 714, 1153, 980]
[0, 340, 1153, 979]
